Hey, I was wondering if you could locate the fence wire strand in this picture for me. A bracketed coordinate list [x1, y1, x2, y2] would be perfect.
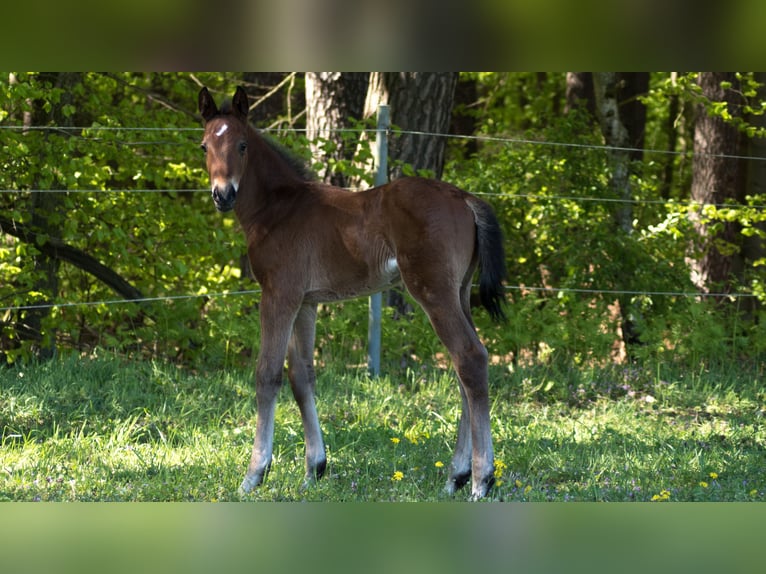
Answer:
[2, 189, 765, 211]
[0, 284, 755, 315]
[2, 122, 765, 161]
[0, 289, 263, 313]
[396, 129, 766, 163]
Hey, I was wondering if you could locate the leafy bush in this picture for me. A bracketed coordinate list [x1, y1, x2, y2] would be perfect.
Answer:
[2, 72, 763, 369]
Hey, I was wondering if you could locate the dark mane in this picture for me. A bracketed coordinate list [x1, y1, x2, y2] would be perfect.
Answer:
[219, 97, 315, 182]
[259, 132, 317, 182]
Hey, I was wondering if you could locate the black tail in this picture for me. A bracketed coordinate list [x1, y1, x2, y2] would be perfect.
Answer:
[467, 197, 507, 322]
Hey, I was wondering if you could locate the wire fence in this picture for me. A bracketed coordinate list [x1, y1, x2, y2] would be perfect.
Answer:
[1, 125, 763, 316]
[2, 126, 765, 209]
[3, 123, 766, 160]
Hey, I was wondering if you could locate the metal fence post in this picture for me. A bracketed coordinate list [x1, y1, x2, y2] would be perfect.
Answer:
[368, 104, 390, 376]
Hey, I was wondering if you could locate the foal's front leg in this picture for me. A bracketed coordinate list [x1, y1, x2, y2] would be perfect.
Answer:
[239, 298, 297, 494]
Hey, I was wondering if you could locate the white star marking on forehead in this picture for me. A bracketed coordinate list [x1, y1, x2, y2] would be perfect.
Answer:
[215, 123, 229, 137]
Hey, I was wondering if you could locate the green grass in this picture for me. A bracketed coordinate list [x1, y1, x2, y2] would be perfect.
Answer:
[1, 353, 765, 501]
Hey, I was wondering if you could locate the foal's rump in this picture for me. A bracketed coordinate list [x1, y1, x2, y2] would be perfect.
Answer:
[374, 176, 506, 320]
[378, 176, 480, 264]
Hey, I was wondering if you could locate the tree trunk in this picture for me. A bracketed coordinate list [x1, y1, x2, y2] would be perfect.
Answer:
[364, 72, 458, 180]
[689, 72, 745, 297]
[592, 73, 649, 350]
[450, 74, 479, 158]
[305, 72, 369, 186]
[618, 73, 649, 162]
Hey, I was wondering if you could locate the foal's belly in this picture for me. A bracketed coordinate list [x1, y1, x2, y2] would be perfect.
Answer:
[304, 258, 401, 304]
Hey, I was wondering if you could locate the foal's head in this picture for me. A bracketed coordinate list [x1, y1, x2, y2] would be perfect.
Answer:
[198, 86, 251, 212]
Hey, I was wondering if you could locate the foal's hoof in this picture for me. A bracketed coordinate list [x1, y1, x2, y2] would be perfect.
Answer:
[445, 471, 495, 500]
[444, 471, 471, 496]
[239, 473, 264, 495]
[470, 474, 496, 501]
[301, 458, 328, 490]
[307, 459, 328, 483]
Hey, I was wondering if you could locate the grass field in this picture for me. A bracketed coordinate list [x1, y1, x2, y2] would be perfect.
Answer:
[1, 353, 765, 501]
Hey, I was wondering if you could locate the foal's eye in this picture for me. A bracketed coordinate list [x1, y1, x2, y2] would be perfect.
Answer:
[238, 141, 248, 154]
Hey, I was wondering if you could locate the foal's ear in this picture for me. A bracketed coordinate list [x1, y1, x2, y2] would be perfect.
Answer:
[198, 87, 219, 122]
[232, 86, 250, 120]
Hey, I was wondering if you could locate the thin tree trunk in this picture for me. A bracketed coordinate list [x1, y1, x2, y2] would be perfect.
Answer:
[0, 216, 144, 302]
[592, 72, 633, 233]
[661, 72, 680, 199]
[592, 72, 649, 350]
[21, 73, 83, 359]
[565, 72, 596, 118]
[744, 73, 766, 266]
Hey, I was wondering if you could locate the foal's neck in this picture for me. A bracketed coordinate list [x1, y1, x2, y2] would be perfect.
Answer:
[234, 128, 308, 232]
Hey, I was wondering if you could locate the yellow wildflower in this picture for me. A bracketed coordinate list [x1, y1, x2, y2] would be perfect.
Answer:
[494, 460, 507, 476]
[390, 437, 400, 445]
[709, 472, 718, 480]
[434, 461, 444, 468]
[392, 471, 404, 481]
[699, 481, 708, 488]
[651, 489, 671, 502]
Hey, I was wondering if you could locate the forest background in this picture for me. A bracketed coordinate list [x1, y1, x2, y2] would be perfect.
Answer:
[1, 72, 765, 371]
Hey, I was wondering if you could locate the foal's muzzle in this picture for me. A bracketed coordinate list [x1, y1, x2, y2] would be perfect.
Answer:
[212, 182, 237, 212]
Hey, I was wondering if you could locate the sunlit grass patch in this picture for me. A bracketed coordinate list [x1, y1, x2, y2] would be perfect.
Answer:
[1, 354, 764, 501]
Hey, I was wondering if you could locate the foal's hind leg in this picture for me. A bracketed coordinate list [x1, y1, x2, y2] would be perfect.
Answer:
[287, 303, 327, 486]
[402, 275, 495, 499]
[440, 317, 494, 500]
[446, 266, 484, 494]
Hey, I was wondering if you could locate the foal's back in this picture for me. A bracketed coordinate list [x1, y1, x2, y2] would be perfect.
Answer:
[310, 175, 479, 291]
[256, 175, 480, 306]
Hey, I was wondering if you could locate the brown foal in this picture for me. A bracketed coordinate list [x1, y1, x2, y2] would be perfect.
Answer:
[199, 86, 506, 499]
